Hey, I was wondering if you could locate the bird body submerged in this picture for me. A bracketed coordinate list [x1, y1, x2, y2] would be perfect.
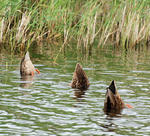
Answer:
[71, 63, 89, 90]
[20, 51, 40, 76]
[104, 80, 125, 113]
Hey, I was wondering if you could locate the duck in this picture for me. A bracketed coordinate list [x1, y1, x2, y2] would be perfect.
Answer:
[20, 51, 40, 76]
[70, 63, 90, 90]
[104, 80, 132, 113]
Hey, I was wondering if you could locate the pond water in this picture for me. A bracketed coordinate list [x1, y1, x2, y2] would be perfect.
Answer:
[0, 45, 150, 135]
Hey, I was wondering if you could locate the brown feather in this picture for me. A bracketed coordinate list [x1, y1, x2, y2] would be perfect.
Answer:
[20, 51, 35, 76]
[71, 63, 89, 90]
[104, 80, 125, 113]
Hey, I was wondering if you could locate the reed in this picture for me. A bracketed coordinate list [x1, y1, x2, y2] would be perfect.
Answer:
[0, 0, 150, 52]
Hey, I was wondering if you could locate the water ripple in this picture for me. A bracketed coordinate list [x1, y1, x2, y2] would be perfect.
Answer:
[1, 50, 150, 135]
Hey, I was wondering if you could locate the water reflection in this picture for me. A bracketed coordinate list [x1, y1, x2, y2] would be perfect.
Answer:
[104, 109, 123, 117]
[20, 75, 34, 88]
[74, 89, 86, 99]
[102, 116, 120, 133]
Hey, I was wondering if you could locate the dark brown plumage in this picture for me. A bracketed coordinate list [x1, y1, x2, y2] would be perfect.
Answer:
[71, 63, 90, 90]
[104, 80, 125, 113]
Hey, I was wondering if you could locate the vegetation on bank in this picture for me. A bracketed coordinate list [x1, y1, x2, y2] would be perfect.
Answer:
[0, 0, 150, 52]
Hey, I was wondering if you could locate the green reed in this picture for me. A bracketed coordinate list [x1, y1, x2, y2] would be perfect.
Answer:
[0, 0, 150, 52]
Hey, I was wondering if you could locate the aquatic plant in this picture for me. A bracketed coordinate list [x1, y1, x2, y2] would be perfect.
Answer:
[0, 0, 150, 52]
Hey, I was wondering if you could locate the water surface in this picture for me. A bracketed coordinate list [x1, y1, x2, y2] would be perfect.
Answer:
[0, 47, 150, 135]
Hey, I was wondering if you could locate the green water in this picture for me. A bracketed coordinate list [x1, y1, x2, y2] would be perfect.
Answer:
[0, 46, 150, 135]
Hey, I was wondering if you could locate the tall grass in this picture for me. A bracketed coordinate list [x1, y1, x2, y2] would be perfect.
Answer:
[0, 0, 150, 52]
